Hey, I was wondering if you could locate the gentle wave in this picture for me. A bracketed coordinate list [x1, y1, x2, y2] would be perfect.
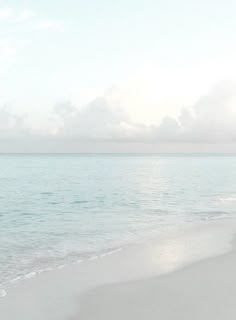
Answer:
[219, 194, 236, 202]
[0, 247, 123, 298]
[2, 155, 236, 301]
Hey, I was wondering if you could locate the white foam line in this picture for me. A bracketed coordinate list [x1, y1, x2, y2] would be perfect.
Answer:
[100, 248, 122, 258]
[0, 289, 7, 298]
[9, 271, 37, 285]
[72, 259, 84, 265]
[1, 248, 123, 294]
[21, 272, 37, 280]
[88, 256, 98, 261]
[77, 259, 84, 263]
[10, 276, 22, 283]
[38, 269, 45, 274]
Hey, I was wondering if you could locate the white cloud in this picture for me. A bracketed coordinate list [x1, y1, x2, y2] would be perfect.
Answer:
[14, 9, 33, 23]
[48, 82, 236, 144]
[0, 106, 28, 138]
[0, 8, 13, 20]
[51, 98, 147, 141]
[0, 7, 59, 29]
[0, 7, 62, 70]
[0, 43, 17, 67]
[1, 82, 236, 152]
[35, 20, 63, 31]
[154, 82, 236, 143]
[0, 8, 33, 23]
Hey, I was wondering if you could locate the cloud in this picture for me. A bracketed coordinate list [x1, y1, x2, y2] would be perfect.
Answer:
[1, 82, 236, 153]
[14, 9, 34, 23]
[35, 20, 63, 32]
[0, 106, 28, 138]
[51, 98, 147, 141]
[155, 82, 236, 143]
[48, 82, 236, 144]
[0, 8, 13, 20]
[0, 8, 33, 23]
[0, 6, 63, 70]
[0, 7, 60, 30]
[0, 44, 16, 61]
[0, 40, 17, 69]
[0, 7, 61, 30]
[0, 8, 33, 68]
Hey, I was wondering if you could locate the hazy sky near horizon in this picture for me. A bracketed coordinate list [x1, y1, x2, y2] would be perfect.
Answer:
[1, 0, 236, 151]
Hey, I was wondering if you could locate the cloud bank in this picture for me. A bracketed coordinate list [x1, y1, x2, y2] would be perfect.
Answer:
[154, 83, 236, 143]
[49, 83, 236, 144]
[51, 98, 148, 142]
[1, 83, 236, 152]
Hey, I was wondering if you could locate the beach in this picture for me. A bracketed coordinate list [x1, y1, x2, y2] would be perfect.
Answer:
[1, 151, 236, 320]
[77, 239, 236, 320]
[1, 218, 236, 320]
[1, 0, 236, 316]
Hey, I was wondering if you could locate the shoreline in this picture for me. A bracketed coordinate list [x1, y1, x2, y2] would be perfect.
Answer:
[1, 218, 236, 320]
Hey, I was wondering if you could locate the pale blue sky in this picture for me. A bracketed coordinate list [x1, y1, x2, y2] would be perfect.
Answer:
[1, 0, 236, 151]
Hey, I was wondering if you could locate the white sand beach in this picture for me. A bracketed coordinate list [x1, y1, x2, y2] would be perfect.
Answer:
[1, 218, 236, 320]
[76, 218, 236, 319]
[77, 240, 236, 320]
[2, 0, 236, 317]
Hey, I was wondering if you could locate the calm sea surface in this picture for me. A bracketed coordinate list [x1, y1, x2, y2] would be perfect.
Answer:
[1, 154, 236, 287]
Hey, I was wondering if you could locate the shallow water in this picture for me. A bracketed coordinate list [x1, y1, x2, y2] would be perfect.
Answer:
[1, 154, 236, 288]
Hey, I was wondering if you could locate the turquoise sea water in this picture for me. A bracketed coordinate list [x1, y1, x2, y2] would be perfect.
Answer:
[1, 154, 236, 288]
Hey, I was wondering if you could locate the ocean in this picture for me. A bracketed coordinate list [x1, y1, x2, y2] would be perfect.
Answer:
[1, 154, 236, 291]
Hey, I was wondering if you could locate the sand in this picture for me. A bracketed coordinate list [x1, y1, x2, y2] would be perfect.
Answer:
[77, 235, 236, 319]
[1, 219, 236, 320]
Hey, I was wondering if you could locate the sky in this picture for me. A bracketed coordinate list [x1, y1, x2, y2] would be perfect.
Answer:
[1, 0, 236, 152]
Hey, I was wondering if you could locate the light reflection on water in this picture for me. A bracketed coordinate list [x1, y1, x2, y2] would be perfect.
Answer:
[0, 154, 236, 286]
